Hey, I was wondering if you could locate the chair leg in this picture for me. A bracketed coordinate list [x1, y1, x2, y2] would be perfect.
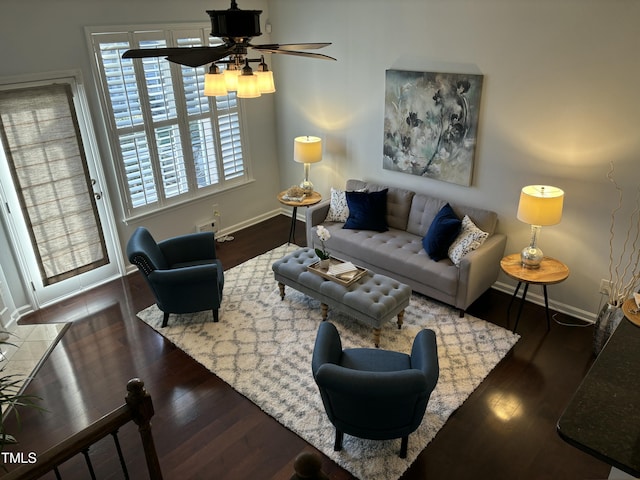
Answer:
[162, 312, 170, 328]
[213, 309, 219, 323]
[334, 429, 343, 451]
[400, 435, 408, 458]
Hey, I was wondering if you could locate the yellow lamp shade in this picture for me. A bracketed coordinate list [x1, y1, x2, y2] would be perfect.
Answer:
[517, 185, 564, 226]
[256, 70, 276, 94]
[237, 74, 261, 98]
[294, 136, 322, 164]
[204, 72, 228, 96]
[223, 68, 241, 91]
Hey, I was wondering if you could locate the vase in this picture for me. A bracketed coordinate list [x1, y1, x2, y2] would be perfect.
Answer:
[319, 259, 330, 270]
[593, 303, 625, 356]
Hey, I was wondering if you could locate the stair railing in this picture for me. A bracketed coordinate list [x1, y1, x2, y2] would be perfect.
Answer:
[1, 378, 162, 480]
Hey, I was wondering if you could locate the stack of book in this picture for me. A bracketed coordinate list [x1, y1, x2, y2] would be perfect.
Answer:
[328, 261, 359, 281]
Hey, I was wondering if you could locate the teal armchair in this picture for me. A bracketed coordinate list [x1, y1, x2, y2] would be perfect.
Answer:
[312, 322, 439, 458]
[126, 227, 224, 327]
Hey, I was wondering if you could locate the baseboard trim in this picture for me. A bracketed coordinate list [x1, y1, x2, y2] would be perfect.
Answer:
[492, 281, 596, 324]
[221, 208, 283, 236]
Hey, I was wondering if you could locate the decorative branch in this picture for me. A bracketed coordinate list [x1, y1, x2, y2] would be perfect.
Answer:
[606, 161, 640, 306]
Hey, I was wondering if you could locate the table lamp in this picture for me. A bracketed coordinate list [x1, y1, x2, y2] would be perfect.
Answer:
[516, 185, 564, 268]
[294, 135, 322, 195]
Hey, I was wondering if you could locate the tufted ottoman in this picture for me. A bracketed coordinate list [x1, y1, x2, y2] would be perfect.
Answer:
[272, 248, 411, 347]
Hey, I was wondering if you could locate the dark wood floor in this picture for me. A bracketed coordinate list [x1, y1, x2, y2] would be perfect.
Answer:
[2, 215, 610, 479]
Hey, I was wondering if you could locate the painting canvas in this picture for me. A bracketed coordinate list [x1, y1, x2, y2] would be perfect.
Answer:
[383, 69, 484, 186]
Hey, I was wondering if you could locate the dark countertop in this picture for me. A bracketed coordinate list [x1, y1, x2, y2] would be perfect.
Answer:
[557, 317, 640, 477]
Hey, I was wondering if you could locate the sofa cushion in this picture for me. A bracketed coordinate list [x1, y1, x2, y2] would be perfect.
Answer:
[407, 193, 499, 237]
[406, 194, 447, 236]
[450, 205, 498, 236]
[322, 225, 460, 297]
[344, 189, 389, 232]
[448, 215, 489, 265]
[422, 203, 462, 261]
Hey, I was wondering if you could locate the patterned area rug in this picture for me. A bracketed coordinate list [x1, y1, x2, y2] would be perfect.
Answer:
[137, 244, 519, 479]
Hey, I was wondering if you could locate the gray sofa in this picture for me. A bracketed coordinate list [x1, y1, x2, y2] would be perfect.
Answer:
[305, 179, 507, 315]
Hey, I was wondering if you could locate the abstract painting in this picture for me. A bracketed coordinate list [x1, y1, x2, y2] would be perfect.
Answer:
[383, 69, 484, 186]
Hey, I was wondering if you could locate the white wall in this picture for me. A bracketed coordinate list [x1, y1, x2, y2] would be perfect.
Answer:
[270, 0, 640, 321]
[0, 0, 282, 312]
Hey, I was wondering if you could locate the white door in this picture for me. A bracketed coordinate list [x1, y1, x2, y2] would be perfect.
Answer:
[0, 73, 122, 308]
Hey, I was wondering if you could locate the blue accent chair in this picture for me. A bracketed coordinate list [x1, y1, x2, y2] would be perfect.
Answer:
[126, 227, 224, 327]
[311, 322, 439, 458]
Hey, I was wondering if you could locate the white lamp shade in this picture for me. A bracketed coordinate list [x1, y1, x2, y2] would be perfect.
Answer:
[517, 185, 564, 226]
[294, 136, 322, 164]
[256, 70, 276, 94]
[237, 74, 261, 98]
[223, 68, 241, 91]
[204, 72, 228, 96]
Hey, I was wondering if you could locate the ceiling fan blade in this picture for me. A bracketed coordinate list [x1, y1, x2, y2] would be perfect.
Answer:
[252, 42, 331, 51]
[252, 48, 336, 61]
[122, 45, 233, 67]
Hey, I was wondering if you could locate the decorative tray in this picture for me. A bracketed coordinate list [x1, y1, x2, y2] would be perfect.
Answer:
[307, 257, 368, 287]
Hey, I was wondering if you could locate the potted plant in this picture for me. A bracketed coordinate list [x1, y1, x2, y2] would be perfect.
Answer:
[314, 225, 331, 269]
[1, 332, 44, 447]
[593, 162, 640, 355]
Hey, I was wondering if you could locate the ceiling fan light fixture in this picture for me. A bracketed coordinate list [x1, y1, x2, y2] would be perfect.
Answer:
[121, 1, 335, 99]
[204, 64, 228, 96]
[256, 56, 276, 94]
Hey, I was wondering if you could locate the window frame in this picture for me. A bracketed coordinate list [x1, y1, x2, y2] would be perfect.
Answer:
[85, 23, 253, 220]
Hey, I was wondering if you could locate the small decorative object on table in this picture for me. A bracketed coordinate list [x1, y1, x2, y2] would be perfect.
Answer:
[282, 185, 306, 202]
[308, 257, 367, 287]
[315, 225, 331, 268]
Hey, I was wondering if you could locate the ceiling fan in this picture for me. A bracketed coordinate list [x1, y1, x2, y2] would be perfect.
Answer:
[122, 0, 336, 71]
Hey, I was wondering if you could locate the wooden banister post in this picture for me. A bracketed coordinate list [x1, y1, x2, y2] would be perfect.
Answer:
[126, 378, 163, 480]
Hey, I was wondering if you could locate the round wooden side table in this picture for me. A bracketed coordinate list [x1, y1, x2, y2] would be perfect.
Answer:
[500, 254, 570, 333]
[277, 190, 322, 244]
[623, 297, 640, 327]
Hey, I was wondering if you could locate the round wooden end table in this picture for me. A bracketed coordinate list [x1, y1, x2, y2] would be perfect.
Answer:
[277, 190, 322, 244]
[623, 297, 640, 327]
[500, 253, 570, 333]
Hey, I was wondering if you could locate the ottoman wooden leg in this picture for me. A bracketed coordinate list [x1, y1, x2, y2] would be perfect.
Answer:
[321, 303, 328, 320]
[397, 309, 405, 329]
[373, 328, 381, 348]
[278, 282, 285, 300]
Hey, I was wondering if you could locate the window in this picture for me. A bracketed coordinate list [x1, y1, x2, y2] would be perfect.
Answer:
[87, 25, 250, 217]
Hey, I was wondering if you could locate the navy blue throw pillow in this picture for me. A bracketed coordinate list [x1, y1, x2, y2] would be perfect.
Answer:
[343, 189, 389, 232]
[422, 203, 461, 261]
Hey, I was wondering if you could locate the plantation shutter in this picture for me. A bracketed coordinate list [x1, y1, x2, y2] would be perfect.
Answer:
[0, 84, 108, 285]
[90, 26, 248, 216]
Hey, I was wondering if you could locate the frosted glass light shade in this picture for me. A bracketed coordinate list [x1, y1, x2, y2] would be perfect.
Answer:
[256, 70, 276, 94]
[223, 68, 241, 91]
[204, 72, 228, 96]
[237, 74, 261, 98]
